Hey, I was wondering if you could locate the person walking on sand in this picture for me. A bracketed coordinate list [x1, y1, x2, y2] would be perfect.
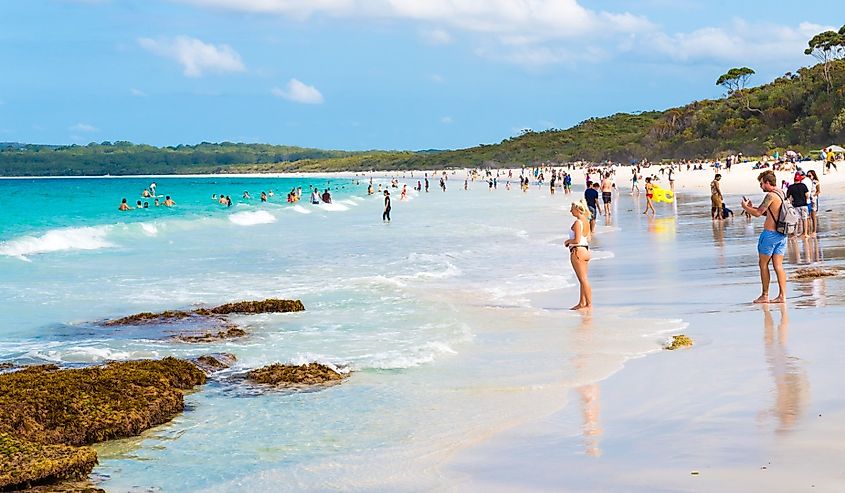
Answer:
[711, 174, 724, 220]
[642, 177, 656, 215]
[786, 172, 810, 238]
[741, 170, 787, 304]
[382, 190, 391, 222]
[564, 199, 592, 310]
[584, 182, 600, 233]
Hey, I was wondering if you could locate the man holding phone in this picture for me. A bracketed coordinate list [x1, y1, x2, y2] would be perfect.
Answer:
[741, 170, 787, 304]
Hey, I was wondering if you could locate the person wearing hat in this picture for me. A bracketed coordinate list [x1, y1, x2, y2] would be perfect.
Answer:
[786, 172, 810, 238]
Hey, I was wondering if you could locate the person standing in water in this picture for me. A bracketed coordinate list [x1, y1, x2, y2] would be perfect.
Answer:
[149, 182, 156, 197]
[600, 173, 613, 216]
[741, 170, 787, 304]
[564, 199, 592, 310]
[643, 177, 656, 215]
[119, 198, 130, 211]
[382, 190, 391, 222]
[711, 174, 723, 220]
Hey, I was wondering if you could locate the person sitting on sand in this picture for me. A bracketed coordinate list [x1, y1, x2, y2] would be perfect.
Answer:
[163, 196, 175, 207]
[564, 199, 592, 310]
[741, 170, 787, 304]
[119, 198, 130, 211]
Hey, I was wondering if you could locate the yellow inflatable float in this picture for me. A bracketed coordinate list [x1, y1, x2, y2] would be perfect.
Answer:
[651, 184, 675, 203]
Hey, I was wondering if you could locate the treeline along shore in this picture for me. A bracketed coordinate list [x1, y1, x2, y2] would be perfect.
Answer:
[2, 55, 845, 177]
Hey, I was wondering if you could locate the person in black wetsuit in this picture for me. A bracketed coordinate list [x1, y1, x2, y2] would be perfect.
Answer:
[383, 190, 391, 222]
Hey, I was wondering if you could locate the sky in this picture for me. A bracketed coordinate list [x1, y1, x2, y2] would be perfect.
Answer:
[0, 1, 837, 151]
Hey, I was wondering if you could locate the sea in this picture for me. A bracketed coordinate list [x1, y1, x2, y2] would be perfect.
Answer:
[0, 174, 695, 491]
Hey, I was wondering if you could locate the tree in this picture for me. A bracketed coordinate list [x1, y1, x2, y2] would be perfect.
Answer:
[716, 67, 763, 114]
[804, 28, 845, 92]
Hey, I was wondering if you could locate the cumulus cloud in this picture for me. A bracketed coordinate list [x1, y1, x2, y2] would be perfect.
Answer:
[130, 88, 148, 97]
[176, 0, 650, 38]
[174, 1, 830, 69]
[642, 20, 832, 64]
[271, 79, 324, 104]
[440, 116, 453, 124]
[70, 123, 97, 132]
[138, 35, 245, 77]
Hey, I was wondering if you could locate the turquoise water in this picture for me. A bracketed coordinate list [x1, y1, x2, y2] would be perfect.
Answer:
[0, 174, 691, 491]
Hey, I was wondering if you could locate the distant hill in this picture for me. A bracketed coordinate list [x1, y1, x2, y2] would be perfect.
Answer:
[2, 61, 844, 176]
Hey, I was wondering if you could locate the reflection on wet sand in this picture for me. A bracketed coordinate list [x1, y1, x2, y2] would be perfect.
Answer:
[573, 312, 603, 457]
[788, 236, 824, 265]
[760, 304, 809, 434]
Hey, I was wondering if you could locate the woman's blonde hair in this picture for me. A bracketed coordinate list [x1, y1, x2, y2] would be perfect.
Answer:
[571, 199, 591, 219]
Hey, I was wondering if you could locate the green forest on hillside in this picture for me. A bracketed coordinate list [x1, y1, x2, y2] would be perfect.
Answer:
[2, 26, 845, 176]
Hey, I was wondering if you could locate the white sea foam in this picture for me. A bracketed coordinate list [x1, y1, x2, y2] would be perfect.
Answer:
[140, 222, 159, 236]
[228, 210, 277, 226]
[0, 226, 115, 261]
[315, 202, 349, 212]
[26, 346, 154, 363]
[290, 205, 312, 214]
[591, 250, 615, 260]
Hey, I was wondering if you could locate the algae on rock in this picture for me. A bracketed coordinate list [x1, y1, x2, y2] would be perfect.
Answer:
[0, 433, 98, 491]
[247, 363, 347, 387]
[664, 335, 694, 350]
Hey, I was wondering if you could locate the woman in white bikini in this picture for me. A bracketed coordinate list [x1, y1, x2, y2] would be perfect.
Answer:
[564, 199, 592, 310]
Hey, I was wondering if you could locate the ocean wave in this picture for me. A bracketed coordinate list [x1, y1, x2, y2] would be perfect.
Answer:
[290, 205, 312, 214]
[228, 210, 277, 226]
[0, 226, 115, 261]
[25, 346, 159, 363]
[315, 202, 349, 212]
[140, 222, 159, 236]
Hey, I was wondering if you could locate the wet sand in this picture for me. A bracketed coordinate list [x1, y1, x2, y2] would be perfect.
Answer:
[446, 187, 845, 492]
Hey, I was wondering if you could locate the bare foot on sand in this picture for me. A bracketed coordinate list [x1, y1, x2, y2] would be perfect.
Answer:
[752, 295, 770, 304]
[769, 295, 785, 304]
[570, 304, 592, 311]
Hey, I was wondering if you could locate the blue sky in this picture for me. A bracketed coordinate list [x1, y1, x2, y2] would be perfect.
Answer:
[0, 1, 836, 150]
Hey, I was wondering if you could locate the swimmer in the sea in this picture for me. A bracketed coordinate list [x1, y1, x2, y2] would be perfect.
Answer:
[119, 198, 130, 211]
[164, 196, 175, 207]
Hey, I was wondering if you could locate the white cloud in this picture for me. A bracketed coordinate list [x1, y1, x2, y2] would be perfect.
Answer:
[420, 28, 452, 45]
[130, 88, 148, 97]
[641, 20, 833, 64]
[138, 35, 245, 77]
[176, 0, 651, 38]
[429, 74, 445, 83]
[271, 79, 324, 104]
[440, 116, 453, 124]
[70, 123, 98, 132]
[174, 1, 830, 70]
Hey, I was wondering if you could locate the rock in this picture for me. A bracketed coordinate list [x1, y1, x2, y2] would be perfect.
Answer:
[793, 267, 838, 280]
[247, 363, 347, 387]
[0, 362, 16, 370]
[174, 326, 248, 343]
[665, 335, 694, 350]
[0, 433, 98, 491]
[0, 358, 205, 447]
[103, 299, 304, 326]
[208, 299, 305, 315]
[193, 353, 237, 374]
[103, 310, 203, 326]
[0, 358, 206, 490]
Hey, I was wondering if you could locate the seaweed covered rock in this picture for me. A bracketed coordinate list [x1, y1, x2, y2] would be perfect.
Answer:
[0, 433, 98, 491]
[174, 326, 248, 343]
[793, 267, 839, 280]
[0, 358, 205, 447]
[0, 358, 206, 490]
[193, 353, 237, 374]
[208, 299, 305, 315]
[664, 334, 694, 350]
[247, 363, 347, 387]
[104, 310, 201, 326]
[104, 298, 304, 326]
